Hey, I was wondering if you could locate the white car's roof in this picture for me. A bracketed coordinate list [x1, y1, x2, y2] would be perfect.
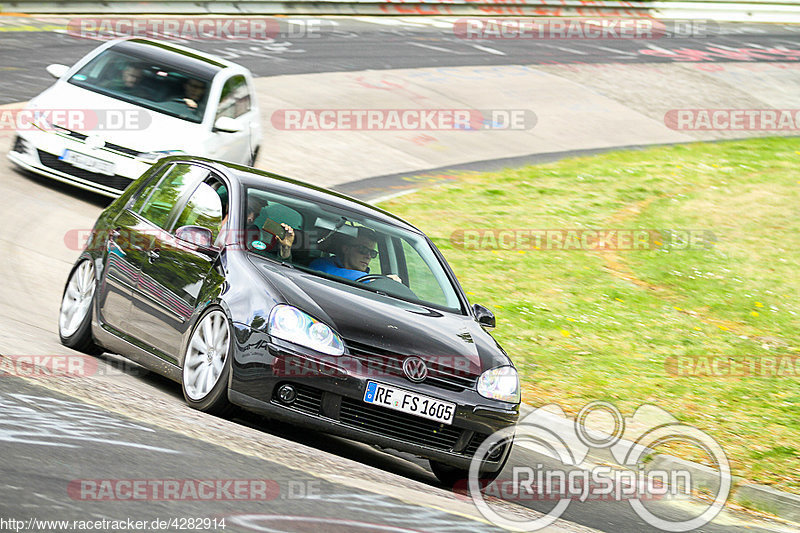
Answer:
[107, 38, 249, 77]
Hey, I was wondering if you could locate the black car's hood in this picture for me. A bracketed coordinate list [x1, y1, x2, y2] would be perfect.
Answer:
[254, 261, 510, 375]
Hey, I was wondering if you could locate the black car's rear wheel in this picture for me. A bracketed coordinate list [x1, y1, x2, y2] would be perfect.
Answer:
[182, 308, 235, 416]
[58, 260, 102, 354]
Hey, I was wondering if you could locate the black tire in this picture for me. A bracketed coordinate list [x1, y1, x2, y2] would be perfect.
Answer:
[58, 260, 102, 355]
[181, 307, 236, 416]
[430, 434, 514, 487]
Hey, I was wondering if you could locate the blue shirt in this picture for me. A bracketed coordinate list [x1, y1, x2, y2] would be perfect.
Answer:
[309, 256, 369, 281]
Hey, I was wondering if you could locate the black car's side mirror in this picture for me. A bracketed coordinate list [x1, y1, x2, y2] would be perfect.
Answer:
[472, 303, 496, 328]
[176, 225, 217, 253]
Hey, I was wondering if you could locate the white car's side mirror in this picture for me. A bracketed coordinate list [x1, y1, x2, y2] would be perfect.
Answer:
[213, 116, 242, 133]
[46, 64, 70, 79]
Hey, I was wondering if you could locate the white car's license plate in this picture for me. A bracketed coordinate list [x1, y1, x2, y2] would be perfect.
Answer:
[60, 149, 115, 176]
[363, 381, 456, 424]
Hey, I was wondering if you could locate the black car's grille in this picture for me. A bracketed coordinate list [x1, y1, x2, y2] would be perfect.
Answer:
[272, 382, 323, 416]
[464, 431, 492, 457]
[346, 339, 478, 392]
[37, 150, 132, 191]
[339, 396, 461, 451]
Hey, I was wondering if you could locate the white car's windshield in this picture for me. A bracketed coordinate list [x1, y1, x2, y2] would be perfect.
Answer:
[241, 185, 464, 313]
[68, 48, 213, 124]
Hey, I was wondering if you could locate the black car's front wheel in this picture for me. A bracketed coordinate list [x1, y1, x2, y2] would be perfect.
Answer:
[58, 260, 102, 354]
[182, 308, 235, 416]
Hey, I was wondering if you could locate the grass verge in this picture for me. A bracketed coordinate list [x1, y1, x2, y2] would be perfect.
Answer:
[379, 137, 800, 494]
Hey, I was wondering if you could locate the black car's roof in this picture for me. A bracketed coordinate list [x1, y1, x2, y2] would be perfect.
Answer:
[111, 39, 227, 79]
[165, 156, 423, 234]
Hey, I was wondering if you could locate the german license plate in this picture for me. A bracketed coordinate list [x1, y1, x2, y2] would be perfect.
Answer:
[363, 381, 455, 424]
[61, 149, 115, 176]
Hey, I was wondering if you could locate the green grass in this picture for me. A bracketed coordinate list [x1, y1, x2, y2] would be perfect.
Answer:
[379, 138, 800, 493]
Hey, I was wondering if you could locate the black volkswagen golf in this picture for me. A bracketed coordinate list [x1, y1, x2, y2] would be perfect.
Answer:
[58, 156, 520, 484]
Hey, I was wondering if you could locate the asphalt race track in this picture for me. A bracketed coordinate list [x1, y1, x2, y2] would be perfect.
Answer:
[1, 16, 798, 533]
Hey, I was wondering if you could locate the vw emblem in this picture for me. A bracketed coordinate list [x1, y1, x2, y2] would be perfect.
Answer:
[403, 357, 428, 383]
[85, 134, 105, 150]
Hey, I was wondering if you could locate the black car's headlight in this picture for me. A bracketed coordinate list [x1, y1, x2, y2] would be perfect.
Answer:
[268, 305, 344, 356]
[477, 366, 520, 403]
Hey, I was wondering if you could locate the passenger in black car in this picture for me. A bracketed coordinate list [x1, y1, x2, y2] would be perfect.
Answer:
[246, 197, 294, 259]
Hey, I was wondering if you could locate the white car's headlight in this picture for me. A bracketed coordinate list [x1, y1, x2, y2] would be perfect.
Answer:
[477, 366, 520, 403]
[138, 149, 184, 161]
[31, 111, 54, 132]
[268, 305, 344, 356]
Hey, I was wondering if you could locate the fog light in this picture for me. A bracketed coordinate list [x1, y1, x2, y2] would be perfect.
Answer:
[12, 135, 29, 155]
[277, 384, 296, 404]
[487, 443, 505, 460]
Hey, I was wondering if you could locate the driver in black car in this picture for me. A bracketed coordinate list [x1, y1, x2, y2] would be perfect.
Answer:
[310, 227, 384, 281]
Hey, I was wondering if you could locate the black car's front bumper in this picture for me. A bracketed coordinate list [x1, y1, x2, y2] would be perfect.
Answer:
[229, 325, 519, 471]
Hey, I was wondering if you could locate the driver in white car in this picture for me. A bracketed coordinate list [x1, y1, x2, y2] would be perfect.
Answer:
[106, 63, 152, 99]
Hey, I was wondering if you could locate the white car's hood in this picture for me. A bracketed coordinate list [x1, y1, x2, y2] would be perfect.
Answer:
[28, 82, 208, 153]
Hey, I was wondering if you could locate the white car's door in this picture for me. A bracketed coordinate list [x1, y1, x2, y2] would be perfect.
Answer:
[206, 74, 256, 165]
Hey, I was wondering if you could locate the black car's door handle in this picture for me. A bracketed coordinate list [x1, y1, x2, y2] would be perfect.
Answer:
[147, 249, 160, 263]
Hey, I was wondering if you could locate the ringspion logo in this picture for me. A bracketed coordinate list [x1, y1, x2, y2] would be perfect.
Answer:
[470, 401, 730, 531]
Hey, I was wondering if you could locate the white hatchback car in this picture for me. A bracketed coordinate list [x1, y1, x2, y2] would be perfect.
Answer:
[8, 38, 262, 197]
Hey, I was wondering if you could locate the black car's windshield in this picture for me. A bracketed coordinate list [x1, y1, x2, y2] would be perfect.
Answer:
[68, 48, 213, 123]
[242, 185, 463, 313]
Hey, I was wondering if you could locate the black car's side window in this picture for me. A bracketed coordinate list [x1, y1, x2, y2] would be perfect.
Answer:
[129, 163, 173, 212]
[173, 181, 224, 241]
[137, 163, 210, 229]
